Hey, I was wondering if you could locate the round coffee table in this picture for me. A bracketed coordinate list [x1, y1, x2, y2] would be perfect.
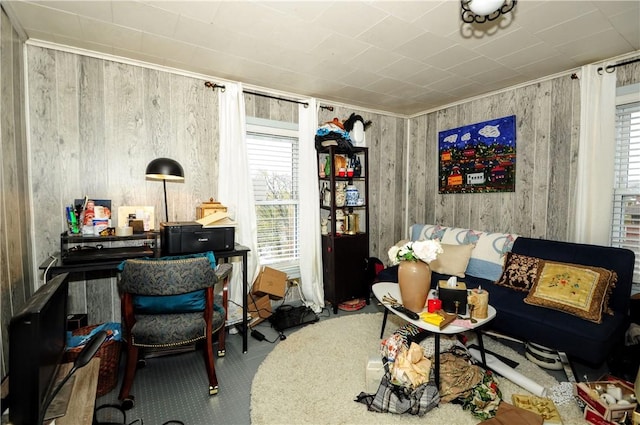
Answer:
[372, 281, 497, 388]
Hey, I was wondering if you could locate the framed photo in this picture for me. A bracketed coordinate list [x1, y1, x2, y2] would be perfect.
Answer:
[438, 115, 516, 194]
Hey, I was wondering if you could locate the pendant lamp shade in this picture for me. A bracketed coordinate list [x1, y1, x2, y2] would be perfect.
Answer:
[145, 158, 184, 181]
[145, 158, 184, 223]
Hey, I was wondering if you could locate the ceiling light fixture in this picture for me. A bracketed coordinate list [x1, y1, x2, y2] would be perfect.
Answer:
[461, 0, 517, 24]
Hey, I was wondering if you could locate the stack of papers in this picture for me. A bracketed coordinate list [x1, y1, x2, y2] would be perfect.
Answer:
[196, 211, 237, 228]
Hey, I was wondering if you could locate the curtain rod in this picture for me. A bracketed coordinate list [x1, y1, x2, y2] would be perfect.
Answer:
[204, 81, 308, 108]
[598, 57, 640, 74]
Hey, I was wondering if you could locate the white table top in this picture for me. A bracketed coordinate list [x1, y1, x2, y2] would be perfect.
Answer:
[372, 281, 496, 335]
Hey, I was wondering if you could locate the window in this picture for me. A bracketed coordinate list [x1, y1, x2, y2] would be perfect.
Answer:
[611, 83, 640, 292]
[246, 117, 300, 277]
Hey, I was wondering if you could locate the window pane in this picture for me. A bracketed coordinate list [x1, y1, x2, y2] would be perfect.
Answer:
[612, 101, 640, 286]
[246, 128, 300, 270]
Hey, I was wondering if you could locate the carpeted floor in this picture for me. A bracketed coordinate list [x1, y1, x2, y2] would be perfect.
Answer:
[250, 313, 586, 424]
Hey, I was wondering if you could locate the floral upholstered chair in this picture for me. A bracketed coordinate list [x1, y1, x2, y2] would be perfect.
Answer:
[117, 255, 232, 408]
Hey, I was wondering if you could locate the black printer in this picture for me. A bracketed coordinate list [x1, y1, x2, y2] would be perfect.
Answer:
[161, 221, 235, 256]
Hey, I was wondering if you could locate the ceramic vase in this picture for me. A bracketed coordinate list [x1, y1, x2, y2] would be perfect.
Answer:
[397, 261, 431, 313]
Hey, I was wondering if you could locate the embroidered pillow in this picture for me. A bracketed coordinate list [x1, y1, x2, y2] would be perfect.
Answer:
[524, 260, 617, 323]
[429, 243, 475, 278]
[495, 252, 541, 292]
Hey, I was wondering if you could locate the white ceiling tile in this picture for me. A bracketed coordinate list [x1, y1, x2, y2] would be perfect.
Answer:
[535, 10, 616, 45]
[347, 46, 403, 74]
[145, 1, 220, 24]
[356, 16, 425, 51]
[259, 1, 333, 22]
[496, 42, 557, 69]
[469, 28, 545, 60]
[172, 15, 226, 46]
[608, 8, 640, 50]
[8, 2, 82, 38]
[140, 33, 197, 65]
[378, 57, 431, 81]
[369, 1, 439, 24]
[313, 1, 388, 38]
[7, 0, 640, 115]
[33, 0, 113, 21]
[560, 29, 637, 64]
[515, 0, 599, 34]
[447, 56, 503, 76]
[424, 44, 481, 70]
[395, 32, 457, 63]
[310, 33, 371, 64]
[79, 16, 143, 51]
[412, 1, 461, 37]
[111, 2, 179, 38]
[404, 66, 454, 87]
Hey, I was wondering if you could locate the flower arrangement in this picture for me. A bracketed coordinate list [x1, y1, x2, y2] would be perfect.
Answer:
[388, 239, 443, 265]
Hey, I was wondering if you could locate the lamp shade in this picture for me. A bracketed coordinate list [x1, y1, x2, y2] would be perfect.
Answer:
[468, 0, 504, 16]
[145, 158, 184, 181]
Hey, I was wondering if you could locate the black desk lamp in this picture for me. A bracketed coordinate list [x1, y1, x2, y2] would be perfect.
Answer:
[145, 158, 185, 222]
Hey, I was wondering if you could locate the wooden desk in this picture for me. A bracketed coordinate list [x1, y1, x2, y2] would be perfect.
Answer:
[46, 358, 100, 425]
[40, 244, 252, 353]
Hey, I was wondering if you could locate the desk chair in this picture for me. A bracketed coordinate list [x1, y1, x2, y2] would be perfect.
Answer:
[117, 256, 232, 408]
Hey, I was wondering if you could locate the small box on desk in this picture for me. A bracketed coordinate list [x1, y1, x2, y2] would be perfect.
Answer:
[438, 280, 468, 315]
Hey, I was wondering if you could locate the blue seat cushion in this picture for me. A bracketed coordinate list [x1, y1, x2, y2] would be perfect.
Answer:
[122, 251, 218, 314]
[134, 289, 206, 314]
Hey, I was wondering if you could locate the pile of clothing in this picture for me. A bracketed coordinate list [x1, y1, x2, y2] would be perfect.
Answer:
[357, 323, 503, 420]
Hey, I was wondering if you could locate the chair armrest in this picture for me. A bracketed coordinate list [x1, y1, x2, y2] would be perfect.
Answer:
[215, 263, 233, 282]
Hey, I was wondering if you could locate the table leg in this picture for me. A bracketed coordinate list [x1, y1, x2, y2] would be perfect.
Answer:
[380, 310, 388, 339]
[434, 334, 440, 389]
[242, 252, 248, 353]
[475, 329, 487, 367]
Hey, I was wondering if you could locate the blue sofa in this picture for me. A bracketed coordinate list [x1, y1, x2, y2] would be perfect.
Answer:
[377, 225, 635, 366]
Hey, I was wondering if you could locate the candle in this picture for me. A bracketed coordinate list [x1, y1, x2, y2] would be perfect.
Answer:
[468, 288, 489, 319]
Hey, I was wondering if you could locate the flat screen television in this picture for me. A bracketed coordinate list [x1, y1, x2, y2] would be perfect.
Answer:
[9, 272, 69, 425]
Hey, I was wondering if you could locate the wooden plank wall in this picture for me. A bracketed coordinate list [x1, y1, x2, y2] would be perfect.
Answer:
[5, 36, 639, 365]
[0, 7, 31, 379]
[406, 61, 640, 243]
[407, 75, 580, 241]
[26, 45, 220, 325]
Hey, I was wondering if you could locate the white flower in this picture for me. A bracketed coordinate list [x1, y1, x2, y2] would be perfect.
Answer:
[412, 240, 443, 264]
[387, 239, 442, 264]
[387, 245, 401, 265]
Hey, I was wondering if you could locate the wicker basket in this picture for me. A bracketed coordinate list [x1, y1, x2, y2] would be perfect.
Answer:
[64, 324, 121, 397]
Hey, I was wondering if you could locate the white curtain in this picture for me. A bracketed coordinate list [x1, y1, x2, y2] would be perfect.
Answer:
[218, 83, 261, 313]
[573, 64, 617, 245]
[298, 99, 324, 312]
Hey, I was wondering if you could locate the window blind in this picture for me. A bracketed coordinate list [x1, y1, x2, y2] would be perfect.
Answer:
[246, 129, 300, 276]
[611, 100, 640, 286]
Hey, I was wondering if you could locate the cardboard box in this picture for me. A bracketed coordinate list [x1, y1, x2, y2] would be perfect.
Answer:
[252, 266, 287, 300]
[575, 380, 637, 422]
[248, 293, 272, 326]
[584, 405, 616, 425]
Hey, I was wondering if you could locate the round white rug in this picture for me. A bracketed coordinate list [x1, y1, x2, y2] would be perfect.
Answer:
[250, 313, 586, 425]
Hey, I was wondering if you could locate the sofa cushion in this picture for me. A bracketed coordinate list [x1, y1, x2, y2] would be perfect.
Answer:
[429, 243, 474, 278]
[410, 224, 518, 281]
[524, 260, 617, 323]
[495, 252, 541, 292]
